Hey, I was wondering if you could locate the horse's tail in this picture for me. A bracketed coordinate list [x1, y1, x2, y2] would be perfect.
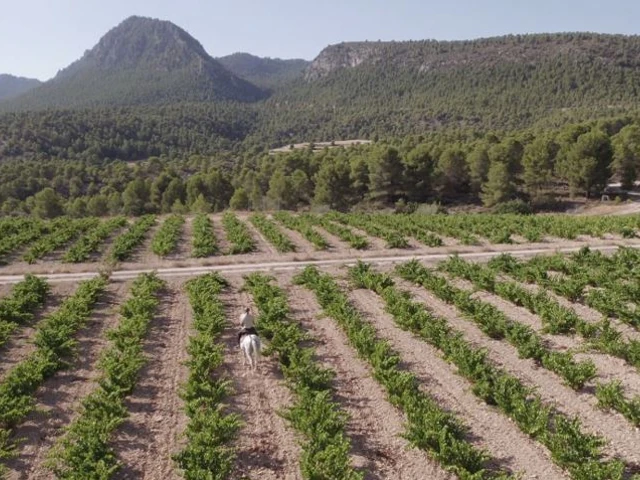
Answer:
[251, 336, 261, 363]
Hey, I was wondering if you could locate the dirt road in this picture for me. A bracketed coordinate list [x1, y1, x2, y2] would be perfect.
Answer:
[0, 243, 635, 284]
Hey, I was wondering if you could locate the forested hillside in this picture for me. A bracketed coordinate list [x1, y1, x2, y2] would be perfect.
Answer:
[3, 19, 640, 217]
[0, 75, 41, 101]
[217, 53, 309, 90]
[1, 115, 638, 217]
[262, 33, 640, 137]
[0, 16, 266, 111]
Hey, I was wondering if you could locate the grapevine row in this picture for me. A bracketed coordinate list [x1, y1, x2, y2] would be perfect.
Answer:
[295, 266, 508, 479]
[191, 214, 218, 258]
[109, 214, 156, 261]
[0, 275, 49, 348]
[174, 273, 240, 479]
[63, 216, 127, 263]
[151, 215, 185, 257]
[440, 256, 640, 425]
[249, 214, 295, 253]
[327, 212, 409, 248]
[0, 275, 107, 473]
[221, 212, 255, 254]
[23, 218, 99, 264]
[351, 262, 633, 480]
[306, 215, 368, 249]
[367, 214, 444, 247]
[49, 273, 164, 478]
[0, 221, 46, 263]
[244, 273, 363, 480]
[273, 211, 329, 250]
[397, 260, 596, 389]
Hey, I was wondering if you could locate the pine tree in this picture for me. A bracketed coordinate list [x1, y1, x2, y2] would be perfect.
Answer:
[522, 136, 557, 203]
[368, 147, 404, 204]
[612, 124, 640, 190]
[481, 161, 517, 207]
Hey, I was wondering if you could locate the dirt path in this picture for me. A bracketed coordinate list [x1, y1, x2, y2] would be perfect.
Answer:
[211, 215, 231, 255]
[111, 280, 191, 480]
[5, 280, 129, 480]
[282, 278, 456, 480]
[345, 283, 567, 479]
[269, 217, 316, 255]
[0, 283, 77, 379]
[395, 277, 640, 467]
[244, 219, 277, 255]
[220, 276, 302, 480]
[5, 243, 640, 285]
[173, 215, 194, 260]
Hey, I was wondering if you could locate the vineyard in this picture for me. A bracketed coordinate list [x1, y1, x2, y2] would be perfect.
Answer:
[0, 212, 640, 478]
[0, 212, 639, 277]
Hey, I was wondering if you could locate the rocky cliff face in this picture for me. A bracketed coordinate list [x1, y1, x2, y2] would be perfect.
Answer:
[304, 33, 640, 81]
[304, 42, 385, 80]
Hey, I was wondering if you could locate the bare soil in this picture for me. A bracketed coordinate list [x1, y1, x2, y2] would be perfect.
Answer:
[220, 276, 303, 480]
[2, 218, 640, 478]
[395, 276, 640, 467]
[172, 215, 194, 260]
[5, 280, 130, 480]
[282, 277, 455, 480]
[269, 218, 316, 255]
[111, 280, 191, 480]
[243, 219, 277, 255]
[0, 282, 77, 379]
[211, 215, 231, 255]
[448, 274, 640, 411]
[346, 283, 567, 479]
[2, 219, 640, 277]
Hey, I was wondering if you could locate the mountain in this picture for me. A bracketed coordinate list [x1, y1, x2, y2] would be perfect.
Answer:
[0, 75, 41, 101]
[217, 53, 309, 90]
[5, 29, 640, 153]
[1, 16, 266, 111]
[261, 33, 640, 138]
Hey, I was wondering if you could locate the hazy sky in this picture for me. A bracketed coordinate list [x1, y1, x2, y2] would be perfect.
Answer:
[2, 0, 640, 80]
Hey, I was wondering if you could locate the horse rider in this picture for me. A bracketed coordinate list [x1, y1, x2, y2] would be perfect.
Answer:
[238, 307, 258, 346]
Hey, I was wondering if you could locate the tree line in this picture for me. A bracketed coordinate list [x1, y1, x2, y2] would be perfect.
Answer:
[1, 115, 639, 218]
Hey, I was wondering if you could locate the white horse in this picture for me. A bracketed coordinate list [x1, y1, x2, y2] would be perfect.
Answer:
[240, 333, 261, 372]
